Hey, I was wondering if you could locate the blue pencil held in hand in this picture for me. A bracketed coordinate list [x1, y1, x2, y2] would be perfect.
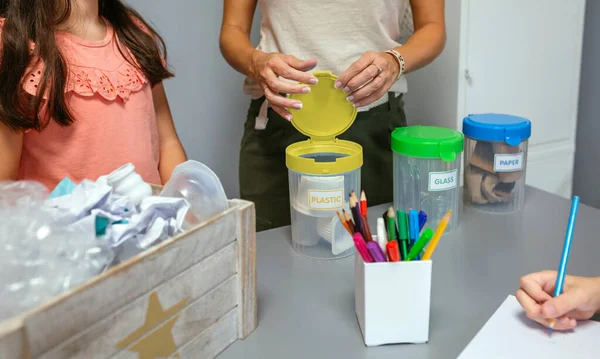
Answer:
[548, 196, 580, 332]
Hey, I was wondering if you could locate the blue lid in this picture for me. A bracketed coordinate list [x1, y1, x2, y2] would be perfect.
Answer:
[462, 114, 531, 146]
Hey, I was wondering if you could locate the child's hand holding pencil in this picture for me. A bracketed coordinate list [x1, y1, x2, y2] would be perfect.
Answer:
[515, 196, 600, 332]
[516, 271, 600, 331]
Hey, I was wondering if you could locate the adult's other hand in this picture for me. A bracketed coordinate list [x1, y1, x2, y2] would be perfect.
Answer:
[335, 51, 400, 108]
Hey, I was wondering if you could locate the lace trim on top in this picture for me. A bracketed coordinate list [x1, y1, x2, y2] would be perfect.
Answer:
[0, 17, 151, 102]
[22, 61, 148, 102]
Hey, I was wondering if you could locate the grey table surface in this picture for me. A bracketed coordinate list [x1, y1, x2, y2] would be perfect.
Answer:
[218, 187, 600, 359]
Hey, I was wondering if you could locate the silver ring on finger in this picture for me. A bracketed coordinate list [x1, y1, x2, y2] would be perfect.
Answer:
[371, 63, 383, 75]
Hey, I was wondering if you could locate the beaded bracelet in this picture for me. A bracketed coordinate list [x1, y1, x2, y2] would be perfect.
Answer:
[384, 49, 405, 81]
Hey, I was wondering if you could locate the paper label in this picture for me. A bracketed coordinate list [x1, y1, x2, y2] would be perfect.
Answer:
[494, 153, 523, 172]
[428, 170, 458, 191]
[308, 189, 345, 210]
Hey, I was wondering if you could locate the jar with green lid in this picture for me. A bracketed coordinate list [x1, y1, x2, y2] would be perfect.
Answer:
[391, 126, 464, 233]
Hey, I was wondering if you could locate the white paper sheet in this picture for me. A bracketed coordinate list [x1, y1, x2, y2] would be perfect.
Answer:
[458, 295, 600, 359]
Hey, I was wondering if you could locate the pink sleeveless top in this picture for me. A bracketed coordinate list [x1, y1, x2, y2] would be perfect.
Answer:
[0, 18, 162, 190]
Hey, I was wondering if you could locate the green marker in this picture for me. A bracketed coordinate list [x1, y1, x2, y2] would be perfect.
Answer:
[397, 210, 409, 259]
[405, 228, 434, 261]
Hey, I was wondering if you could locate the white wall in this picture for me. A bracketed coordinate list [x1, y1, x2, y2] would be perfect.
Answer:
[573, 1, 600, 208]
[125, 1, 260, 198]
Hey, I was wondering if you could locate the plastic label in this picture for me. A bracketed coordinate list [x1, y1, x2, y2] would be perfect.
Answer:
[308, 189, 345, 210]
[494, 153, 523, 172]
[428, 170, 458, 191]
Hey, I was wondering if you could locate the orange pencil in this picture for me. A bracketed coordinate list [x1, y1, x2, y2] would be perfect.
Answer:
[337, 211, 353, 235]
[343, 209, 355, 234]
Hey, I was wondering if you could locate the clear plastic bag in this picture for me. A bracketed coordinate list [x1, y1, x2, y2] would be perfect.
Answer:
[0, 180, 48, 208]
[0, 181, 114, 322]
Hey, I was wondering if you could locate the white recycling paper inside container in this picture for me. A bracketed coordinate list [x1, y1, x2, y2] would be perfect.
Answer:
[294, 175, 345, 217]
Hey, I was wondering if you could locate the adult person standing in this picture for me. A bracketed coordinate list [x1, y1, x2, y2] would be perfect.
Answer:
[220, 0, 446, 231]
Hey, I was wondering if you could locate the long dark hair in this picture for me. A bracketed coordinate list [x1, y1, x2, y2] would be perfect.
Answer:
[0, 0, 173, 131]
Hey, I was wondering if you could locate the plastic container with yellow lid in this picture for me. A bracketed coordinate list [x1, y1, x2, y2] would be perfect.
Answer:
[286, 71, 363, 260]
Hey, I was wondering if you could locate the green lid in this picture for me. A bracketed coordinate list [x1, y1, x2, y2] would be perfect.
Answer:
[391, 126, 464, 161]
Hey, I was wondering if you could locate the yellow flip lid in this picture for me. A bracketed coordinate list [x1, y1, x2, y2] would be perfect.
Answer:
[289, 71, 358, 141]
[286, 71, 362, 175]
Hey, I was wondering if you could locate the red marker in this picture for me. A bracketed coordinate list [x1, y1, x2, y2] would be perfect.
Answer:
[386, 241, 401, 262]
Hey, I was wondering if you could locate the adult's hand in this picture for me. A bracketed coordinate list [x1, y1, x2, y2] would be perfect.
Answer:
[335, 51, 400, 108]
[516, 270, 600, 331]
[250, 51, 317, 121]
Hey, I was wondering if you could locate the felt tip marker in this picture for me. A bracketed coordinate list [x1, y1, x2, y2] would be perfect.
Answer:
[386, 240, 401, 262]
[397, 210, 409, 259]
[406, 228, 434, 261]
[354, 233, 374, 263]
[367, 240, 387, 262]
[376, 218, 388, 254]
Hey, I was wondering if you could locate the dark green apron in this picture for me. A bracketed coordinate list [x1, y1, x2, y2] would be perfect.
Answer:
[239, 93, 408, 231]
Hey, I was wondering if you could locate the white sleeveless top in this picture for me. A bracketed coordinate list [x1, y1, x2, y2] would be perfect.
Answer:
[244, 0, 413, 111]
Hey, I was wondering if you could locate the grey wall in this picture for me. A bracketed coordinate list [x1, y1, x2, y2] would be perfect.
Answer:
[403, 0, 461, 129]
[126, 1, 260, 198]
[573, 1, 600, 208]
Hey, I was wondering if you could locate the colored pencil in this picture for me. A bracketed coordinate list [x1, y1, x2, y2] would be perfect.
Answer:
[349, 196, 364, 238]
[421, 210, 452, 260]
[351, 191, 360, 214]
[351, 191, 370, 240]
[549, 196, 580, 332]
[336, 211, 353, 235]
[343, 209, 355, 234]
[362, 216, 374, 242]
[360, 190, 368, 216]
[386, 206, 397, 242]
[359, 191, 373, 240]
[383, 209, 400, 241]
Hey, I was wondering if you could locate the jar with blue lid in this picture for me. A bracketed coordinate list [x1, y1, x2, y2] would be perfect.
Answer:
[462, 114, 532, 213]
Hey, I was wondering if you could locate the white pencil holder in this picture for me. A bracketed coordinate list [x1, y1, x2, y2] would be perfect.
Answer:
[354, 251, 432, 346]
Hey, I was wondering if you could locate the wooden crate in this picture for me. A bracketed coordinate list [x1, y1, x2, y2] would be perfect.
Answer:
[0, 199, 257, 359]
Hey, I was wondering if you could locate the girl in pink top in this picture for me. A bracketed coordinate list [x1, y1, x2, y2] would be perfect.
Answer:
[0, 0, 187, 190]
